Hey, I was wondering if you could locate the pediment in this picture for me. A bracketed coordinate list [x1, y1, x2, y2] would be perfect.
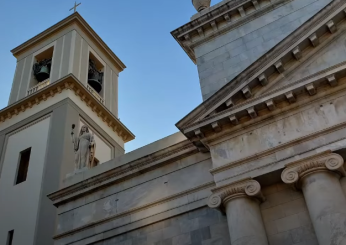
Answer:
[177, 0, 346, 132]
[255, 26, 346, 95]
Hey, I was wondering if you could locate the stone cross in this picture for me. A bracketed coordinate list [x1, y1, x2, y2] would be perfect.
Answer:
[69, 1, 81, 13]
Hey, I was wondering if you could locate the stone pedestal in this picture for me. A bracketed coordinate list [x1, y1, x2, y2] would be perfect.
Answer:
[208, 179, 268, 245]
[282, 152, 346, 245]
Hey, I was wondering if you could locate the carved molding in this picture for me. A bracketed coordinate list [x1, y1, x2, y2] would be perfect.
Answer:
[281, 152, 346, 188]
[48, 140, 198, 204]
[7, 114, 51, 137]
[53, 181, 215, 239]
[172, 0, 291, 63]
[176, 0, 346, 129]
[11, 12, 125, 71]
[0, 74, 134, 143]
[207, 178, 264, 209]
[183, 61, 346, 137]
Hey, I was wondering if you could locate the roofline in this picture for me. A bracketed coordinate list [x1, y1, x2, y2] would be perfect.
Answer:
[11, 12, 126, 72]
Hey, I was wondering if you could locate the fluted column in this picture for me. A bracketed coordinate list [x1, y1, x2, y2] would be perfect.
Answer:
[208, 179, 268, 245]
[281, 152, 346, 245]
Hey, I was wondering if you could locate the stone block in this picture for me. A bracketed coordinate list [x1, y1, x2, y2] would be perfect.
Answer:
[245, 36, 264, 49]
[264, 220, 278, 236]
[209, 222, 229, 239]
[147, 229, 164, 244]
[162, 225, 181, 240]
[276, 214, 300, 233]
[172, 233, 191, 245]
[281, 198, 307, 216]
[190, 227, 211, 243]
[297, 211, 313, 227]
[268, 231, 292, 245]
[260, 189, 293, 209]
[261, 205, 285, 222]
[180, 218, 199, 232]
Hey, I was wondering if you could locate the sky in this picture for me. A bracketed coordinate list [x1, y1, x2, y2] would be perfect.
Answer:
[0, 0, 222, 152]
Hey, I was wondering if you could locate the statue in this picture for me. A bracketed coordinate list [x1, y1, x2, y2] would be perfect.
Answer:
[71, 124, 96, 170]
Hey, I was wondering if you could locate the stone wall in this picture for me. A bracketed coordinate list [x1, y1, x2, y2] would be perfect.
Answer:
[94, 207, 230, 245]
[196, 0, 333, 100]
[261, 183, 318, 245]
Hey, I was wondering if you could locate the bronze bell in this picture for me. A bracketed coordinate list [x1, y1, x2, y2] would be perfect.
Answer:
[88, 59, 103, 93]
[35, 66, 50, 82]
[88, 71, 103, 93]
[33, 59, 51, 83]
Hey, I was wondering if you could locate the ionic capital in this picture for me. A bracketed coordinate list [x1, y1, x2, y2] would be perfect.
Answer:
[281, 152, 345, 188]
[208, 178, 264, 210]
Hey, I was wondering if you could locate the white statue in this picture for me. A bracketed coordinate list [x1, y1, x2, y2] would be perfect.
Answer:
[71, 124, 96, 170]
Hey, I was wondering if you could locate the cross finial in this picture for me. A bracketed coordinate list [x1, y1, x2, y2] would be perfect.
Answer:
[70, 1, 81, 13]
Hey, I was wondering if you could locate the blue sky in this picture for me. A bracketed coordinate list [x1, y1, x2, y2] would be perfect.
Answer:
[0, 0, 221, 152]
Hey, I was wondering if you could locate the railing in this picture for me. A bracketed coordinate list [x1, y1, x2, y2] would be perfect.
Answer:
[87, 84, 105, 105]
[27, 79, 50, 96]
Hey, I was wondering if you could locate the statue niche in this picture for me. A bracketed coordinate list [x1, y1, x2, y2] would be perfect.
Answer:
[33, 58, 52, 82]
[71, 124, 97, 170]
[88, 59, 104, 93]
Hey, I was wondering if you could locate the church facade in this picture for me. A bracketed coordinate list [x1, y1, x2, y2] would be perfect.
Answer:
[2, 0, 346, 244]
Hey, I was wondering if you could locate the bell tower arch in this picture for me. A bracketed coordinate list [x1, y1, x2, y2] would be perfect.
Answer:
[0, 12, 134, 245]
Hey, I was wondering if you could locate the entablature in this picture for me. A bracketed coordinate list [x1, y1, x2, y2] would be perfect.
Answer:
[0, 74, 134, 143]
[48, 139, 197, 206]
[171, 0, 291, 63]
[176, 0, 346, 152]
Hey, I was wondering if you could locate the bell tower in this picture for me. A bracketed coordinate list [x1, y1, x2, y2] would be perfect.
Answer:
[0, 12, 134, 245]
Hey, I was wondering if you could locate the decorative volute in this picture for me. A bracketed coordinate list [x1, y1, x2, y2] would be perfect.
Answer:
[208, 178, 265, 210]
[281, 152, 346, 189]
[192, 0, 211, 12]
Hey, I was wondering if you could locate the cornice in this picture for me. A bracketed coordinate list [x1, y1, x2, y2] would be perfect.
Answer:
[208, 178, 264, 210]
[8, 114, 51, 137]
[210, 115, 346, 177]
[171, 0, 291, 63]
[176, 0, 346, 129]
[48, 140, 198, 205]
[281, 151, 346, 188]
[185, 61, 346, 134]
[0, 74, 135, 143]
[53, 181, 214, 239]
[11, 12, 126, 71]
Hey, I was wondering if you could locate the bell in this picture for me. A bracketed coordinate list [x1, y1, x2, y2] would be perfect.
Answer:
[88, 72, 103, 93]
[35, 65, 50, 83]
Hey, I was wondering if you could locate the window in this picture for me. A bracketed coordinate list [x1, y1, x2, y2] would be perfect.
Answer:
[15, 148, 31, 185]
[6, 230, 14, 245]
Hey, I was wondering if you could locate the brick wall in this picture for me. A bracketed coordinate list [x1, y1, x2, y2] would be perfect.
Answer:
[97, 207, 230, 245]
[261, 183, 318, 245]
[195, 0, 333, 100]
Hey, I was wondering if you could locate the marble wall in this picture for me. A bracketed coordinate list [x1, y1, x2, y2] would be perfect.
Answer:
[195, 0, 333, 100]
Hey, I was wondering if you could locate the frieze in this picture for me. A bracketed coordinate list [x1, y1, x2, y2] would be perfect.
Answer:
[53, 181, 214, 239]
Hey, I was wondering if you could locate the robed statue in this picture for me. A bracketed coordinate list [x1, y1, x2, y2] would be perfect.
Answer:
[71, 124, 96, 170]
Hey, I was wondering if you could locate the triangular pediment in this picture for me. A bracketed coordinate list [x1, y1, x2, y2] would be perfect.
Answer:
[177, 0, 346, 133]
[256, 27, 346, 95]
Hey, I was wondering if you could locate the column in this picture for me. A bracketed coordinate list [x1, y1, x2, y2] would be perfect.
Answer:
[208, 179, 268, 245]
[281, 152, 346, 245]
